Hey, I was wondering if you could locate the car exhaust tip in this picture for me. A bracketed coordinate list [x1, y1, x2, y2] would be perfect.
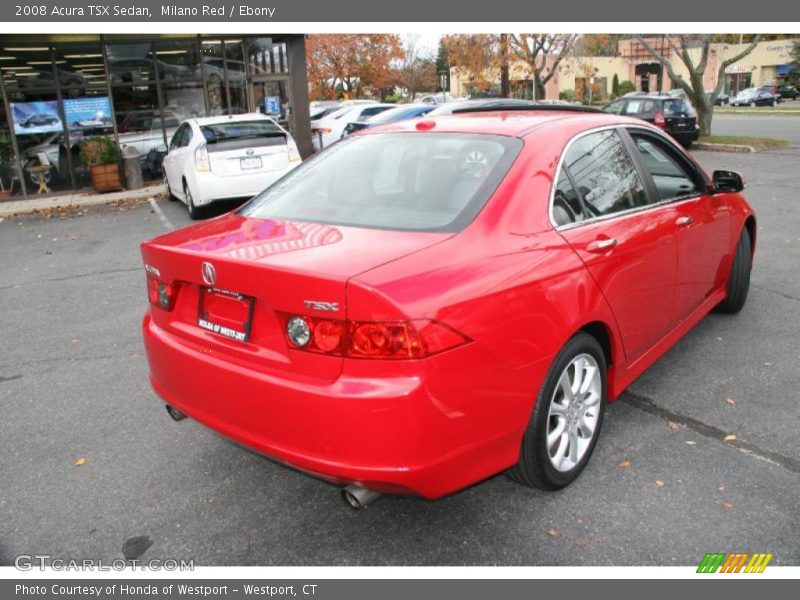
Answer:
[341, 485, 382, 509]
[165, 405, 187, 422]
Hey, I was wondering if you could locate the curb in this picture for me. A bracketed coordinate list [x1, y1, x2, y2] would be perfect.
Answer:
[0, 184, 166, 218]
[693, 142, 756, 153]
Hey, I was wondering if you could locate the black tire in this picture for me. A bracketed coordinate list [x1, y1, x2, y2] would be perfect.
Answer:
[185, 182, 203, 220]
[717, 228, 752, 314]
[507, 332, 607, 490]
[163, 170, 178, 202]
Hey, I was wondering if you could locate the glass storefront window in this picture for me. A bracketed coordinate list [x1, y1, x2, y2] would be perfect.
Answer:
[252, 80, 291, 131]
[106, 42, 157, 84]
[111, 84, 163, 181]
[246, 38, 289, 76]
[201, 37, 248, 115]
[52, 40, 105, 94]
[153, 38, 202, 81]
[0, 91, 26, 198]
[224, 39, 248, 114]
[0, 34, 307, 197]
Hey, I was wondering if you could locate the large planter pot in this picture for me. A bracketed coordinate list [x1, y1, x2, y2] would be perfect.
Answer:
[89, 163, 122, 193]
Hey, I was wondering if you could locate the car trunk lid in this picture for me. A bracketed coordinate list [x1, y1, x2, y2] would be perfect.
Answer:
[206, 133, 291, 177]
[141, 214, 450, 380]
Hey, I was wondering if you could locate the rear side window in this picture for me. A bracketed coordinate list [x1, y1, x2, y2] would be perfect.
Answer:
[560, 129, 648, 219]
[624, 99, 656, 116]
[240, 133, 523, 232]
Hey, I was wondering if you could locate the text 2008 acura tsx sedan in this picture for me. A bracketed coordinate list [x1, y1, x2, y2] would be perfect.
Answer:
[141, 106, 755, 506]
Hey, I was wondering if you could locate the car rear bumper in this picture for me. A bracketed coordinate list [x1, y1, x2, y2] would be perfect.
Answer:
[142, 313, 532, 499]
[668, 129, 699, 145]
[190, 162, 299, 205]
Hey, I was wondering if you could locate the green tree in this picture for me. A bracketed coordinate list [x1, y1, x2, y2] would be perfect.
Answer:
[612, 73, 620, 97]
[787, 40, 800, 86]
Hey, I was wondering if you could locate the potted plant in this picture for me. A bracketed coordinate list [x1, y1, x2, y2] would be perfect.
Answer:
[79, 136, 122, 193]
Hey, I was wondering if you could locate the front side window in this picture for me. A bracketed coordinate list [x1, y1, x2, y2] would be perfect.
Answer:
[240, 133, 523, 232]
[631, 133, 699, 200]
[561, 129, 648, 219]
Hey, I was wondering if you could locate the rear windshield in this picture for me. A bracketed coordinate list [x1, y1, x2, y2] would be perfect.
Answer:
[200, 120, 283, 143]
[239, 133, 523, 232]
[663, 99, 695, 116]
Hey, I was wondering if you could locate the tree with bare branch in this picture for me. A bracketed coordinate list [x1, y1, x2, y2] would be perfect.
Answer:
[634, 34, 762, 135]
[508, 34, 579, 99]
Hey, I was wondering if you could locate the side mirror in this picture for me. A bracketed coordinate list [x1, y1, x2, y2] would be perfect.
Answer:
[156, 144, 168, 154]
[711, 169, 745, 193]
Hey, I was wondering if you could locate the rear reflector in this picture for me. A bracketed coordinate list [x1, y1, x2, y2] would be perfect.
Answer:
[147, 275, 177, 311]
[278, 313, 468, 360]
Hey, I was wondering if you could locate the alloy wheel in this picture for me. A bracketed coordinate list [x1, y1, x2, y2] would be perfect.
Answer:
[546, 353, 602, 472]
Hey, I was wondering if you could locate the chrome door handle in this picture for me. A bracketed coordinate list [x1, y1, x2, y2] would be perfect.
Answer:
[676, 216, 695, 227]
[587, 238, 618, 253]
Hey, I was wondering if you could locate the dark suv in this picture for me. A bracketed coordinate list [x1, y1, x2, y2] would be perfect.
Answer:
[602, 95, 699, 148]
[777, 84, 799, 100]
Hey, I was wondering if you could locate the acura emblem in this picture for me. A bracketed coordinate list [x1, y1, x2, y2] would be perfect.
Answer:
[201, 262, 216, 286]
[246, 148, 255, 155]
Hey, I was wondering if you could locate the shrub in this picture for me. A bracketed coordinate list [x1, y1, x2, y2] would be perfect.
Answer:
[612, 74, 621, 97]
[79, 136, 119, 167]
[619, 80, 636, 95]
[559, 89, 575, 102]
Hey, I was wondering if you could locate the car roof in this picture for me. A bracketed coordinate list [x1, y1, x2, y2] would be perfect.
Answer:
[359, 110, 641, 139]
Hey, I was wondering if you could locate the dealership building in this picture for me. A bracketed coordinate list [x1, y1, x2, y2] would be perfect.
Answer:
[0, 34, 312, 199]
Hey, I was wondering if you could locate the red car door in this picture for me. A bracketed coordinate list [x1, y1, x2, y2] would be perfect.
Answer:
[553, 128, 678, 364]
[627, 130, 731, 322]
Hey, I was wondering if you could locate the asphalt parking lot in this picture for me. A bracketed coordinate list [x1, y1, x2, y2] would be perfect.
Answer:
[0, 147, 798, 567]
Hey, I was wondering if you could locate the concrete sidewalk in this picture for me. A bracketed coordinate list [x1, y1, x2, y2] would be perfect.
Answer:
[0, 183, 166, 218]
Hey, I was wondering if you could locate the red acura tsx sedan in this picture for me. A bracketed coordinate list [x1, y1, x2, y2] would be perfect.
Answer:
[141, 107, 755, 506]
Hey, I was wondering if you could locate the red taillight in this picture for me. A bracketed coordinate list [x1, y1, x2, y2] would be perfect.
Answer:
[146, 275, 177, 311]
[278, 314, 468, 360]
[313, 319, 345, 353]
[654, 112, 666, 127]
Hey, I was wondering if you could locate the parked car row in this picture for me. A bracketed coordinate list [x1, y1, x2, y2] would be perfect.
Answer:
[729, 87, 782, 107]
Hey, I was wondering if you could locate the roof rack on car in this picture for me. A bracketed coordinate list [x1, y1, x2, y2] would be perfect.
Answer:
[449, 103, 602, 115]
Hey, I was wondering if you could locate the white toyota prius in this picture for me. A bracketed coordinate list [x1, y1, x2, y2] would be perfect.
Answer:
[161, 113, 302, 219]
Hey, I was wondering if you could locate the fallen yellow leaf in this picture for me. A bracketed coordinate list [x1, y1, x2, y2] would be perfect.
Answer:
[667, 421, 679, 431]
[75, 457, 86, 467]
[724, 434, 737, 442]
[724, 397, 736, 406]
[722, 501, 734, 510]
[546, 528, 561, 538]
[655, 480, 665, 487]
[618, 459, 631, 469]
[718, 485, 726, 492]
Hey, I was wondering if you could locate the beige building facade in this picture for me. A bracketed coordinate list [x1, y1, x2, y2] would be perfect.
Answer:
[449, 38, 799, 101]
